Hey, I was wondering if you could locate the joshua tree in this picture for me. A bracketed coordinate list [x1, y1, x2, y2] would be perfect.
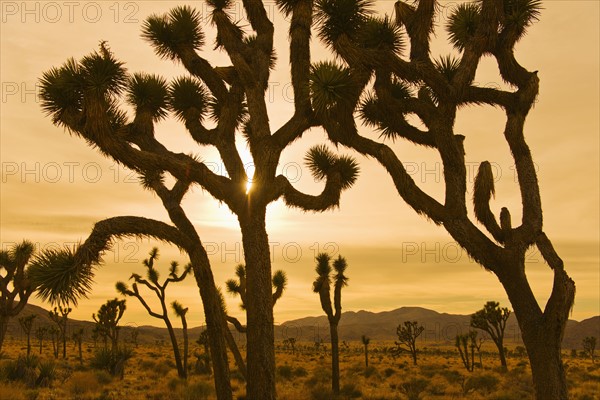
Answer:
[0, 240, 36, 352]
[49, 305, 71, 359]
[583, 336, 596, 364]
[361, 335, 370, 370]
[38, 3, 359, 398]
[35, 326, 48, 355]
[72, 328, 85, 365]
[195, 330, 212, 375]
[312, 253, 348, 395]
[393, 321, 424, 365]
[18, 314, 36, 356]
[93, 299, 126, 355]
[116, 247, 192, 378]
[172, 300, 190, 378]
[48, 326, 59, 358]
[471, 301, 510, 370]
[311, 1, 573, 397]
[456, 331, 478, 372]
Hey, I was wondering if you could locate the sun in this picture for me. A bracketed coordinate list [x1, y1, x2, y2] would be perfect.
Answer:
[246, 180, 252, 194]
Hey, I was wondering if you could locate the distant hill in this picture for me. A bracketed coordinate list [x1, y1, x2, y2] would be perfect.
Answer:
[5, 304, 599, 349]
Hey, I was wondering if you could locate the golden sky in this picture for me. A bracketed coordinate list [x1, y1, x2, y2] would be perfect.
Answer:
[1, 1, 598, 328]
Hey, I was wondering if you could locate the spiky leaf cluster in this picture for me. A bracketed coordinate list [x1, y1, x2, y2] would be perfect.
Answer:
[274, 0, 303, 16]
[168, 76, 210, 122]
[446, 3, 481, 51]
[126, 73, 169, 120]
[315, 0, 374, 48]
[357, 16, 404, 55]
[305, 145, 360, 190]
[29, 247, 94, 306]
[142, 6, 204, 60]
[309, 62, 357, 115]
[435, 55, 461, 83]
[500, 0, 542, 39]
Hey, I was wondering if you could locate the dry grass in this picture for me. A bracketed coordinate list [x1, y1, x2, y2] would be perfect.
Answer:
[0, 339, 598, 399]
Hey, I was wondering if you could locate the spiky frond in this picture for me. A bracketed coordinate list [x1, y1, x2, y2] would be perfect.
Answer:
[305, 144, 336, 182]
[171, 300, 188, 316]
[142, 6, 204, 60]
[309, 61, 356, 115]
[147, 267, 159, 283]
[10, 240, 36, 269]
[315, 253, 331, 277]
[473, 161, 496, 215]
[333, 255, 349, 286]
[275, 0, 302, 16]
[357, 16, 404, 55]
[272, 270, 287, 291]
[169, 76, 210, 122]
[501, 0, 542, 40]
[206, 0, 234, 11]
[169, 261, 179, 276]
[244, 35, 277, 71]
[335, 154, 360, 190]
[434, 55, 461, 82]
[446, 3, 481, 51]
[39, 59, 84, 126]
[225, 279, 241, 295]
[115, 281, 129, 295]
[139, 170, 165, 191]
[126, 73, 169, 120]
[315, 0, 374, 48]
[79, 49, 128, 97]
[29, 247, 95, 306]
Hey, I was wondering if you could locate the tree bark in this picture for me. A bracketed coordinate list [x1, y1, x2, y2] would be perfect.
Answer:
[330, 322, 340, 395]
[494, 339, 507, 370]
[189, 250, 233, 400]
[164, 318, 184, 378]
[498, 259, 572, 399]
[0, 316, 8, 354]
[240, 211, 276, 400]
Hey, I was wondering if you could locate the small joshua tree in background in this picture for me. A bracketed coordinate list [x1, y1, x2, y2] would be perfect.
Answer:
[18, 314, 36, 357]
[471, 301, 510, 370]
[35, 326, 48, 355]
[49, 305, 71, 359]
[583, 337, 597, 364]
[93, 299, 126, 355]
[195, 330, 212, 375]
[393, 321, 425, 365]
[116, 247, 191, 378]
[313, 253, 349, 395]
[172, 301, 190, 378]
[72, 328, 84, 365]
[361, 335, 370, 371]
[223, 264, 288, 380]
[0, 240, 37, 353]
[456, 331, 478, 372]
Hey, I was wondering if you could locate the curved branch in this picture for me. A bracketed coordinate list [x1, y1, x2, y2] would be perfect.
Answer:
[272, 173, 345, 212]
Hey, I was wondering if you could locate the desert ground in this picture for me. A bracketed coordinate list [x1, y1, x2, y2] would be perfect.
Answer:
[1, 335, 598, 400]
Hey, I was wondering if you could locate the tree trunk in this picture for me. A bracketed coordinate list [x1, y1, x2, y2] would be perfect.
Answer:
[494, 339, 507, 370]
[498, 260, 573, 400]
[224, 322, 247, 380]
[164, 318, 184, 378]
[330, 322, 340, 395]
[240, 212, 276, 400]
[182, 316, 188, 379]
[189, 250, 233, 400]
[26, 333, 31, 357]
[364, 344, 368, 369]
[0, 316, 8, 354]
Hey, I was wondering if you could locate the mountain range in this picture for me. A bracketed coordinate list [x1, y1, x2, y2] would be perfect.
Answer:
[5, 304, 599, 349]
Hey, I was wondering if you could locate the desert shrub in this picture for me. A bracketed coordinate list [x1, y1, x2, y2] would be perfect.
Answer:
[277, 364, 293, 380]
[294, 366, 308, 377]
[67, 371, 100, 397]
[230, 369, 246, 383]
[168, 377, 186, 391]
[305, 366, 331, 388]
[178, 381, 213, 400]
[399, 377, 430, 400]
[139, 359, 156, 371]
[90, 347, 133, 378]
[153, 361, 172, 375]
[94, 370, 112, 385]
[310, 384, 332, 400]
[0, 382, 27, 400]
[426, 376, 448, 396]
[340, 382, 362, 398]
[464, 373, 499, 395]
[35, 360, 55, 387]
[383, 367, 396, 378]
[364, 365, 379, 379]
